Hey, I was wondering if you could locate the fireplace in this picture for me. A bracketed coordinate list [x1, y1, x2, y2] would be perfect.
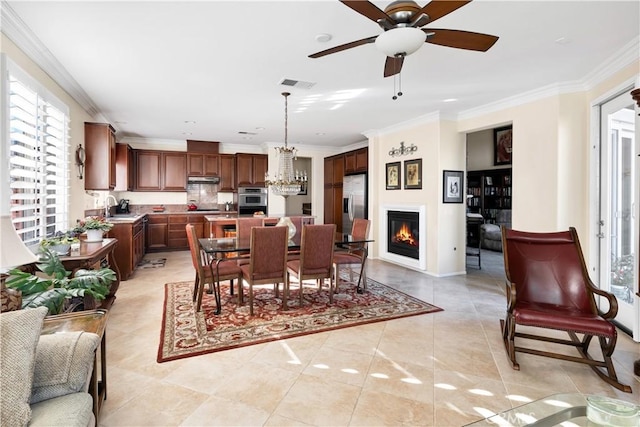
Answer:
[388, 211, 420, 259]
[380, 204, 426, 271]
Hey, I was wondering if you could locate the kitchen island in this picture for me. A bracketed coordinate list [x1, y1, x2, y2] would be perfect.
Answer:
[205, 215, 314, 238]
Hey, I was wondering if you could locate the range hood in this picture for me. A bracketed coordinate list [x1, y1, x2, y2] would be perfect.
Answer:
[187, 176, 220, 184]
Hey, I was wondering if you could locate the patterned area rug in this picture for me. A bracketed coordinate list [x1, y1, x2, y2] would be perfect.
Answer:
[158, 278, 442, 362]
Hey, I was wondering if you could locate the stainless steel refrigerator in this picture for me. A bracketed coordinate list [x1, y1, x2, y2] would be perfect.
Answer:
[342, 173, 367, 233]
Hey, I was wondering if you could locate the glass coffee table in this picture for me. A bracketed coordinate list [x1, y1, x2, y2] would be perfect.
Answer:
[465, 393, 639, 426]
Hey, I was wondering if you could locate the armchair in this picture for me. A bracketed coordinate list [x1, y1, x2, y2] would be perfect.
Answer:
[500, 227, 631, 392]
[1, 307, 100, 427]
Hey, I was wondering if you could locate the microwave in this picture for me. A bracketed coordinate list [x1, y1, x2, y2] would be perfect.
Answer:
[238, 187, 268, 207]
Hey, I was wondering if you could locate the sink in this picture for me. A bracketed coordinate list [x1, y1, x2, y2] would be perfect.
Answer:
[108, 214, 139, 219]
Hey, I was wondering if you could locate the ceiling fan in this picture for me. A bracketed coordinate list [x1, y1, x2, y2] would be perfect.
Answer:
[309, 0, 499, 78]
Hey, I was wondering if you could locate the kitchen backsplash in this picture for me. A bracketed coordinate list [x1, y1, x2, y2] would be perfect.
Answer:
[186, 182, 218, 210]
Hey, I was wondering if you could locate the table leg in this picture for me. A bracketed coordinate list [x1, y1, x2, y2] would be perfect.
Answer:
[208, 260, 223, 315]
[356, 246, 368, 294]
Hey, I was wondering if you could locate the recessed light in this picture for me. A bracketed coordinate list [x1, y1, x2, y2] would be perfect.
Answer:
[316, 132, 326, 136]
[315, 33, 332, 43]
[255, 127, 265, 131]
[184, 120, 196, 124]
[182, 132, 192, 136]
[443, 98, 457, 103]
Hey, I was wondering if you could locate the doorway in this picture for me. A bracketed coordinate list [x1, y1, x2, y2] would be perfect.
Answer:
[597, 90, 638, 338]
[284, 157, 311, 215]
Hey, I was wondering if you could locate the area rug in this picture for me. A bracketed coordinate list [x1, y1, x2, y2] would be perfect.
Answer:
[137, 258, 166, 269]
[158, 278, 442, 362]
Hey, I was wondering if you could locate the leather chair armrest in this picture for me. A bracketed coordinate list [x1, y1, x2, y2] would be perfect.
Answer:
[590, 285, 619, 320]
[505, 281, 516, 312]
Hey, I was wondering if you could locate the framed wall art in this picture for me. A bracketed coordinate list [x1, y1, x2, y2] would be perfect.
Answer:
[404, 158, 422, 190]
[494, 125, 513, 165]
[443, 170, 464, 203]
[386, 161, 401, 190]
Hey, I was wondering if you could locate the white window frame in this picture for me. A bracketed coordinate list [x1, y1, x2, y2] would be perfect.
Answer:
[1, 54, 70, 246]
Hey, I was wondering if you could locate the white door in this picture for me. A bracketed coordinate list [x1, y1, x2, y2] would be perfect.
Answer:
[598, 91, 638, 338]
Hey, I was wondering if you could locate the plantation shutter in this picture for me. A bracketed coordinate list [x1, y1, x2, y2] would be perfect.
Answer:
[8, 66, 69, 247]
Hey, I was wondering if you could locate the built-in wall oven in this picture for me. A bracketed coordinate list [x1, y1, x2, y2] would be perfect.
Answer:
[238, 187, 268, 215]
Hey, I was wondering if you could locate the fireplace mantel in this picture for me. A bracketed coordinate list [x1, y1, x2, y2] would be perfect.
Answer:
[379, 204, 427, 271]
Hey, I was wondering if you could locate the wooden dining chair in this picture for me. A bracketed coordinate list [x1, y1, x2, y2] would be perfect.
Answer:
[287, 224, 336, 307]
[333, 218, 370, 293]
[235, 217, 265, 265]
[501, 227, 632, 392]
[239, 226, 289, 315]
[185, 224, 242, 312]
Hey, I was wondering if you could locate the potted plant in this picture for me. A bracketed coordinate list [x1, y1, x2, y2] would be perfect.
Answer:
[76, 216, 114, 242]
[40, 231, 80, 255]
[4, 247, 116, 314]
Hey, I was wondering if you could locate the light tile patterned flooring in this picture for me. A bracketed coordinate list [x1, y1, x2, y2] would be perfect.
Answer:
[99, 249, 639, 426]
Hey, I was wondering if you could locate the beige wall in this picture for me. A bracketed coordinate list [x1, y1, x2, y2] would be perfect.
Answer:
[1, 34, 93, 225]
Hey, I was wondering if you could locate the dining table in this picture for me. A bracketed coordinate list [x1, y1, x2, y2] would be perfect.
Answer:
[198, 232, 373, 314]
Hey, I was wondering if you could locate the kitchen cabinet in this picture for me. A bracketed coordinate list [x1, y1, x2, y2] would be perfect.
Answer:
[108, 216, 146, 280]
[219, 154, 236, 191]
[236, 153, 267, 187]
[168, 214, 205, 250]
[345, 147, 368, 174]
[146, 215, 168, 251]
[84, 122, 116, 190]
[114, 144, 134, 191]
[134, 150, 186, 191]
[187, 153, 219, 176]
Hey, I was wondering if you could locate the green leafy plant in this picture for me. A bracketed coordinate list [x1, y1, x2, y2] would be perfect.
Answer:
[76, 216, 114, 232]
[5, 247, 116, 314]
[39, 230, 80, 248]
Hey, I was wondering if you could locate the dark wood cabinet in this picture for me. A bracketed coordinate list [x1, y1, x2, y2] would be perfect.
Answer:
[236, 153, 267, 187]
[114, 144, 133, 191]
[323, 147, 366, 233]
[146, 215, 168, 251]
[343, 148, 367, 175]
[84, 122, 116, 190]
[162, 152, 187, 191]
[134, 150, 162, 191]
[134, 150, 186, 191]
[168, 214, 204, 250]
[219, 154, 236, 191]
[187, 153, 219, 176]
[108, 217, 146, 280]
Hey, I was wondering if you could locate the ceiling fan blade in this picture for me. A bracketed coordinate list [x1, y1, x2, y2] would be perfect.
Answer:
[308, 36, 377, 58]
[384, 56, 404, 78]
[423, 28, 498, 51]
[419, 1, 472, 24]
[340, 1, 395, 24]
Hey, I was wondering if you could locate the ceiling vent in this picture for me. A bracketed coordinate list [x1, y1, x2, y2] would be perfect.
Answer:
[279, 78, 316, 90]
[238, 131, 257, 135]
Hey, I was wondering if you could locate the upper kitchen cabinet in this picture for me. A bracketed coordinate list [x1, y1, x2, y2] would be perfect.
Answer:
[219, 154, 236, 191]
[236, 153, 267, 187]
[84, 122, 116, 190]
[134, 150, 186, 191]
[114, 143, 134, 191]
[345, 147, 368, 174]
[187, 153, 219, 176]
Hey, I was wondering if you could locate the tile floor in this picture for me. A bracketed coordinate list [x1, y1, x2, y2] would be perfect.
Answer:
[99, 249, 639, 426]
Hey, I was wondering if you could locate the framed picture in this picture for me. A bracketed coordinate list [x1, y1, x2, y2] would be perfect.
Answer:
[443, 170, 464, 203]
[404, 158, 422, 190]
[297, 181, 307, 195]
[385, 161, 401, 190]
[494, 125, 513, 165]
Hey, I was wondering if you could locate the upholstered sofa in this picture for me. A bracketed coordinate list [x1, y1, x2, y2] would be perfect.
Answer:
[0, 307, 99, 427]
[480, 210, 512, 251]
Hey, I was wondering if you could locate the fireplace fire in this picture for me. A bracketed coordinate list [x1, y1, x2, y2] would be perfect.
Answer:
[388, 211, 419, 259]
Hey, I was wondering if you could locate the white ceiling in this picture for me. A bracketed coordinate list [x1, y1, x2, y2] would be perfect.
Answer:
[4, 1, 639, 149]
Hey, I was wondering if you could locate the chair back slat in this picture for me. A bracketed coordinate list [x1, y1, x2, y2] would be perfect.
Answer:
[300, 224, 336, 272]
[502, 227, 595, 313]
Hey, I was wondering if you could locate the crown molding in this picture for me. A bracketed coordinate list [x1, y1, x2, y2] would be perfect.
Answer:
[582, 37, 639, 89]
[363, 111, 446, 138]
[1, 1, 101, 117]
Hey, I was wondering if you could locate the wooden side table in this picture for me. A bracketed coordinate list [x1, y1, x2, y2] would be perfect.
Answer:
[41, 309, 109, 421]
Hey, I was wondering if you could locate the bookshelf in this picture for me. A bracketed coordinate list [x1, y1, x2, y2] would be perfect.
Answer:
[467, 168, 512, 224]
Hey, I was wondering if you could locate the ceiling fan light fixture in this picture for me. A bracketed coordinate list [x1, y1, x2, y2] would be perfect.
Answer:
[375, 27, 426, 57]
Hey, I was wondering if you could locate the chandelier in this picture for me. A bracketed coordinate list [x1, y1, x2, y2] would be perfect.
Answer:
[265, 92, 307, 197]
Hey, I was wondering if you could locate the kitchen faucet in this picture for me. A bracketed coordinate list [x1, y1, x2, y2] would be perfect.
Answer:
[105, 195, 118, 218]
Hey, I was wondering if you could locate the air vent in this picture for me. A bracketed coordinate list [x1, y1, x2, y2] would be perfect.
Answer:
[238, 131, 257, 135]
[279, 78, 316, 90]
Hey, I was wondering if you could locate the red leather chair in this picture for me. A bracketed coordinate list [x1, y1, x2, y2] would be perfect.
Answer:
[501, 227, 631, 392]
[287, 224, 336, 307]
[240, 226, 288, 315]
[186, 224, 242, 312]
